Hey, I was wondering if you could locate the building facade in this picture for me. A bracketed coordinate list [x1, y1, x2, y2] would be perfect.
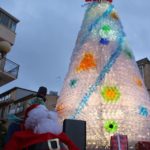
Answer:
[0, 7, 19, 87]
[137, 58, 150, 96]
[0, 87, 58, 121]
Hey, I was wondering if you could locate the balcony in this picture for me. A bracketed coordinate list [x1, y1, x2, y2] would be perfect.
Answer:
[0, 57, 19, 86]
[0, 7, 19, 45]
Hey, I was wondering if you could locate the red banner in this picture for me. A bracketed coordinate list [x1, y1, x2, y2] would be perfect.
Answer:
[135, 141, 150, 150]
[110, 135, 128, 150]
[85, 0, 112, 3]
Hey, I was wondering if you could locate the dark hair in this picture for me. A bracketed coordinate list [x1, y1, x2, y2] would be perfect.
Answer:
[37, 86, 47, 102]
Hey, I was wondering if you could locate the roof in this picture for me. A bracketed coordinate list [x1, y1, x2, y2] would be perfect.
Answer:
[0, 7, 20, 23]
[0, 94, 35, 108]
[0, 87, 36, 98]
[0, 87, 59, 98]
[137, 58, 150, 65]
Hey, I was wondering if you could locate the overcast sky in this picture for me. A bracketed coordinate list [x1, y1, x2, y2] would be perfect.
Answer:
[0, 0, 150, 94]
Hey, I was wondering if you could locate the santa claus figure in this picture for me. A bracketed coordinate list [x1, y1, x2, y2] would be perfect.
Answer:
[4, 87, 79, 150]
[24, 87, 62, 135]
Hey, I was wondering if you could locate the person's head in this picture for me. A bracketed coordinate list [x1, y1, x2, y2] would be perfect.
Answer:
[37, 86, 47, 102]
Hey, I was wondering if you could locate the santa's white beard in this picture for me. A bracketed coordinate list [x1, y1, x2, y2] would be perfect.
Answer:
[25, 105, 62, 135]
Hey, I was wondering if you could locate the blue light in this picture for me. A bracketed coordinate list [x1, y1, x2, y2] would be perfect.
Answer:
[139, 106, 149, 117]
[100, 38, 110, 45]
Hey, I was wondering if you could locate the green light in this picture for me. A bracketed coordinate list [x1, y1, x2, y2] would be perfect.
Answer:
[99, 24, 116, 40]
[69, 79, 78, 88]
[104, 120, 118, 133]
[123, 49, 133, 59]
[102, 25, 111, 33]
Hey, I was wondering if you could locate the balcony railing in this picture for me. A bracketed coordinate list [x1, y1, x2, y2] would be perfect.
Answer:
[0, 57, 19, 78]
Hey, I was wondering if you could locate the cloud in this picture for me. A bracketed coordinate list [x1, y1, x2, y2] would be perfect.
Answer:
[114, 0, 150, 59]
[0, 0, 150, 93]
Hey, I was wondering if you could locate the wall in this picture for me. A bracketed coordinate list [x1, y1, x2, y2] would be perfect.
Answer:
[144, 63, 150, 95]
[16, 89, 35, 100]
[45, 95, 58, 110]
[0, 24, 15, 45]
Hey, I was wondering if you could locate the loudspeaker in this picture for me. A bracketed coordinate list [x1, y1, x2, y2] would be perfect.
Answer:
[63, 119, 86, 150]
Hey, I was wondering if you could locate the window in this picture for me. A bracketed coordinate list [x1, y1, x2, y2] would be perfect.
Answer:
[0, 12, 2, 22]
[0, 94, 11, 102]
[0, 11, 17, 32]
[15, 103, 24, 114]
[1, 108, 5, 118]
[0, 13, 9, 27]
[9, 21, 16, 31]
[8, 104, 16, 115]
[139, 65, 144, 79]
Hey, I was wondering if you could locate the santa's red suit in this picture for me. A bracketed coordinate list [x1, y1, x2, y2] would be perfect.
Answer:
[4, 130, 79, 150]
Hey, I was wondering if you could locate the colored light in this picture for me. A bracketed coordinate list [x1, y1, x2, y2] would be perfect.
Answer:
[99, 23, 117, 41]
[123, 49, 133, 59]
[76, 52, 96, 72]
[99, 38, 109, 45]
[56, 104, 65, 112]
[101, 86, 121, 103]
[134, 77, 143, 87]
[69, 79, 78, 88]
[139, 106, 149, 117]
[111, 12, 119, 20]
[104, 120, 118, 133]
[102, 25, 111, 33]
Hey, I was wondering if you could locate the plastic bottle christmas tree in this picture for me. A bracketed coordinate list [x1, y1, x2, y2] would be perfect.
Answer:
[56, 0, 150, 149]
